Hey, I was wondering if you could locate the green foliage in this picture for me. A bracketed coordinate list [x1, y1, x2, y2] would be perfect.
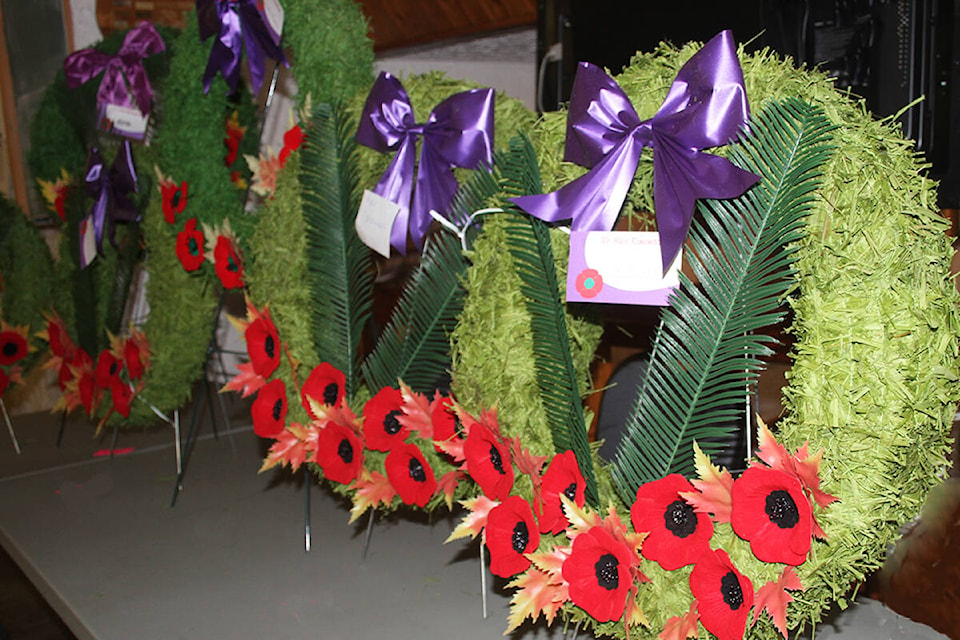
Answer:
[300, 102, 374, 401]
[497, 135, 599, 506]
[361, 166, 498, 393]
[610, 98, 835, 500]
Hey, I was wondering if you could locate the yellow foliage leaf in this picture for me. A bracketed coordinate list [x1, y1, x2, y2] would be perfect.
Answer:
[349, 470, 396, 523]
[446, 495, 499, 542]
[504, 566, 568, 632]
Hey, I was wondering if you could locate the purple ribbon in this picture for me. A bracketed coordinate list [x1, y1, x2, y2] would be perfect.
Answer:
[511, 30, 760, 272]
[356, 72, 495, 253]
[64, 21, 165, 116]
[82, 141, 140, 264]
[196, 0, 288, 95]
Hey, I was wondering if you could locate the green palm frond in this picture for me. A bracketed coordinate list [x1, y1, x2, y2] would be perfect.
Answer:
[611, 98, 836, 502]
[361, 166, 500, 393]
[499, 134, 599, 507]
[300, 102, 374, 401]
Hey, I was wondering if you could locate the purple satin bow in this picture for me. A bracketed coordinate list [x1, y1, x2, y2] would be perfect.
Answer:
[196, 0, 288, 95]
[64, 21, 165, 116]
[356, 72, 495, 253]
[83, 141, 140, 264]
[512, 30, 760, 272]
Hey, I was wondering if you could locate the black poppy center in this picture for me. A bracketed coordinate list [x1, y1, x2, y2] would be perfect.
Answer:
[489, 444, 505, 474]
[171, 190, 182, 208]
[408, 457, 426, 483]
[452, 413, 464, 437]
[663, 499, 697, 538]
[563, 482, 577, 501]
[263, 334, 275, 359]
[322, 382, 339, 405]
[594, 553, 619, 591]
[720, 571, 744, 610]
[2, 341, 18, 357]
[188, 237, 199, 255]
[383, 409, 403, 435]
[227, 255, 238, 272]
[109, 361, 119, 376]
[337, 438, 353, 464]
[765, 489, 800, 529]
[271, 398, 283, 421]
[511, 521, 529, 553]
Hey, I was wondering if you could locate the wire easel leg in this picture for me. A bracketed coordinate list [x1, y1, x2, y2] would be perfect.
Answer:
[1, 399, 20, 455]
[360, 509, 376, 562]
[55, 410, 67, 447]
[479, 542, 489, 619]
[304, 467, 312, 552]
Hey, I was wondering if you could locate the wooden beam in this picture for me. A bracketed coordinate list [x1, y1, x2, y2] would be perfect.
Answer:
[0, 2, 30, 212]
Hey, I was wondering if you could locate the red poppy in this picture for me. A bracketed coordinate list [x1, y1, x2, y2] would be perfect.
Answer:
[315, 422, 363, 485]
[0, 369, 10, 396]
[213, 235, 244, 289]
[562, 525, 636, 622]
[95, 350, 123, 389]
[176, 218, 205, 272]
[161, 181, 188, 224]
[60, 348, 92, 390]
[245, 312, 280, 379]
[464, 424, 514, 501]
[300, 362, 346, 418]
[385, 442, 436, 507]
[45, 316, 72, 358]
[362, 386, 408, 452]
[278, 124, 303, 168]
[689, 549, 754, 640]
[78, 369, 99, 416]
[110, 379, 133, 418]
[731, 466, 812, 566]
[251, 378, 287, 438]
[536, 450, 586, 535]
[0, 330, 28, 366]
[431, 395, 462, 445]
[485, 495, 540, 578]
[123, 337, 147, 381]
[54, 191, 68, 222]
[630, 473, 714, 570]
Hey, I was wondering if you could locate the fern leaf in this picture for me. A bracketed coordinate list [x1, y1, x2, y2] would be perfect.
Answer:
[361, 167, 499, 393]
[611, 98, 836, 501]
[299, 102, 374, 401]
[499, 135, 599, 507]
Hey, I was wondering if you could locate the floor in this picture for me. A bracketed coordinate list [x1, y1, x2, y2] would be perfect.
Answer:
[0, 383, 956, 639]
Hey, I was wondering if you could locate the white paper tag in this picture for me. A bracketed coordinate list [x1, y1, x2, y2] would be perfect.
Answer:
[566, 231, 680, 305]
[78, 214, 98, 269]
[356, 190, 401, 258]
[261, 0, 285, 42]
[99, 103, 150, 140]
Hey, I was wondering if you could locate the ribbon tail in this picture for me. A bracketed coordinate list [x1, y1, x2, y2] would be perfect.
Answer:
[239, 3, 288, 95]
[372, 138, 417, 254]
[511, 136, 645, 232]
[410, 143, 459, 251]
[203, 9, 243, 93]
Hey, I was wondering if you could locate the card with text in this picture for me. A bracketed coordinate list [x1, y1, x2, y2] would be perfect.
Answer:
[566, 231, 680, 305]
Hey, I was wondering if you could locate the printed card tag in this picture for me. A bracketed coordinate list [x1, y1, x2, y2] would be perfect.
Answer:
[261, 0, 285, 42]
[78, 215, 98, 269]
[356, 190, 401, 258]
[98, 102, 150, 140]
[566, 231, 680, 305]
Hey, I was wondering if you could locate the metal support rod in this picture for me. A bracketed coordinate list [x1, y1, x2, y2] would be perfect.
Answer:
[1, 399, 20, 455]
[108, 421, 120, 457]
[479, 542, 489, 619]
[304, 467, 312, 552]
[55, 410, 67, 447]
[361, 509, 376, 562]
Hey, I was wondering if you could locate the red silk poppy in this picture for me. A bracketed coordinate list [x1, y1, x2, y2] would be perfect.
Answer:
[176, 218, 205, 272]
[45, 317, 72, 358]
[214, 236, 244, 289]
[278, 124, 303, 168]
[110, 379, 133, 418]
[536, 450, 586, 535]
[362, 386, 408, 452]
[315, 422, 363, 485]
[161, 181, 188, 224]
[485, 495, 540, 578]
[245, 313, 280, 379]
[562, 526, 635, 622]
[431, 395, 462, 445]
[78, 369, 99, 416]
[0, 369, 10, 396]
[224, 129, 243, 166]
[300, 362, 346, 418]
[630, 473, 714, 570]
[123, 338, 146, 381]
[463, 424, 514, 501]
[251, 378, 287, 438]
[94, 350, 123, 389]
[385, 442, 436, 507]
[689, 549, 754, 640]
[0, 330, 28, 366]
[731, 466, 812, 565]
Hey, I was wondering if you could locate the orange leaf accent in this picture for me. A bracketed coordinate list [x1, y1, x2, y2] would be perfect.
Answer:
[683, 442, 734, 523]
[624, 585, 650, 631]
[658, 601, 699, 640]
[349, 469, 397, 523]
[221, 361, 266, 397]
[435, 436, 465, 463]
[446, 495, 499, 542]
[753, 567, 803, 638]
[510, 437, 549, 479]
[259, 423, 309, 472]
[396, 382, 434, 438]
[505, 565, 569, 632]
[436, 470, 463, 510]
[561, 495, 602, 541]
